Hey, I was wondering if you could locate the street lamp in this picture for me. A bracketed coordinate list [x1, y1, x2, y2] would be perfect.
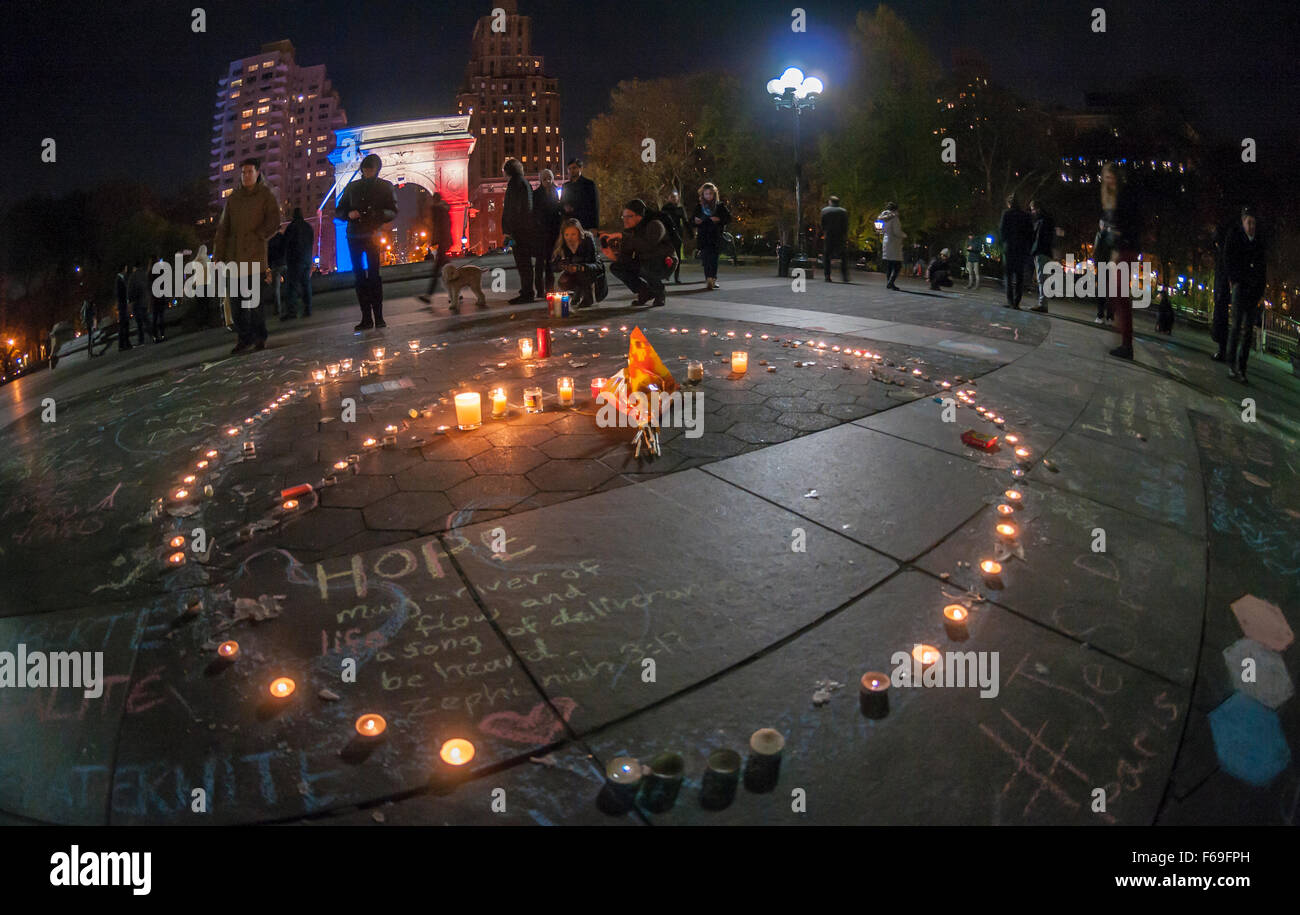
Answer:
[767, 67, 824, 264]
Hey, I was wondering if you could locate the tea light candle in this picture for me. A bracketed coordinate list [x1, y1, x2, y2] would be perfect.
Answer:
[589, 377, 608, 400]
[980, 559, 1003, 587]
[282, 499, 299, 511]
[1004, 434, 1019, 444]
[216, 640, 239, 661]
[355, 714, 387, 738]
[182, 474, 196, 485]
[269, 677, 296, 699]
[996, 521, 1018, 541]
[859, 672, 890, 718]
[912, 643, 940, 669]
[440, 738, 475, 766]
[384, 424, 398, 434]
[327, 363, 340, 377]
[408, 340, 420, 352]
[373, 347, 385, 360]
[731, 351, 748, 374]
[340, 358, 353, 372]
[312, 368, 326, 382]
[518, 338, 534, 360]
[491, 387, 508, 417]
[363, 437, 377, 448]
[172, 488, 189, 501]
[334, 460, 349, 471]
[454, 392, 482, 430]
[1004, 489, 1023, 507]
[687, 361, 704, 383]
[557, 377, 574, 406]
[943, 604, 970, 640]
[524, 387, 544, 413]
[996, 503, 1015, 517]
[167, 551, 186, 565]
[1014, 446, 1031, 462]
[195, 460, 208, 470]
[227, 427, 240, 436]
[205, 449, 218, 458]
[169, 535, 186, 549]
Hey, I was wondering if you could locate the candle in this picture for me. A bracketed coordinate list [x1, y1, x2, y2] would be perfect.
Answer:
[373, 347, 385, 360]
[205, 449, 218, 458]
[355, 714, 387, 738]
[491, 387, 508, 417]
[334, 460, 349, 471]
[216, 640, 239, 661]
[312, 368, 326, 382]
[700, 749, 742, 810]
[182, 474, 196, 485]
[454, 392, 482, 430]
[557, 377, 574, 406]
[408, 340, 420, 352]
[363, 437, 377, 448]
[731, 351, 748, 374]
[172, 488, 189, 501]
[327, 363, 340, 377]
[943, 604, 970, 640]
[687, 361, 704, 383]
[980, 559, 1003, 587]
[169, 535, 186, 549]
[524, 387, 544, 413]
[859, 672, 890, 718]
[745, 728, 785, 793]
[385, 424, 398, 434]
[282, 484, 313, 500]
[167, 551, 186, 565]
[535, 327, 551, 358]
[439, 738, 475, 766]
[282, 499, 299, 511]
[226, 427, 239, 436]
[1011, 467, 1026, 479]
[639, 751, 686, 813]
[242, 441, 255, 457]
[589, 377, 608, 400]
[996, 521, 1018, 541]
[1004, 489, 1023, 507]
[996, 503, 1015, 517]
[518, 337, 534, 360]
[1014, 446, 1031, 462]
[340, 358, 353, 372]
[1003, 434, 1019, 444]
[268, 677, 296, 699]
[912, 643, 940, 669]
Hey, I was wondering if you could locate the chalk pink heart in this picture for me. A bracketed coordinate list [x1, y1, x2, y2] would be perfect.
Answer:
[478, 697, 577, 745]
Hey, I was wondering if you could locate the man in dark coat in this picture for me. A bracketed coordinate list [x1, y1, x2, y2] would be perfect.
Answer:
[282, 207, 314, 318]
[419, 192, 454, 303]
[560, 158, 599, 232]
[214, 157, 281, 352]
[532, 169, 564, 293]
[999, 194, 1034, 309]
[267, 229, 288, 319]
[80, 298, 97, 358]
[820, 196, 850, 283]
[1223, 207, 1267, 382]
[126, 258, 150, 345]
[337, 153, 398, 330]
[661, 190, 689, 283]
[148, 255, 168, 341]
[502, 157, 537, 304]
[115, 264, 132, 351]
[605, 199, 676, 308]
[1028, 199, 1055, 312]
[1211, 223, 1231, 361]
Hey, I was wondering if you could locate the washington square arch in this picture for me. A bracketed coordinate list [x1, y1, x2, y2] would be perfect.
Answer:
[322, 116, 476, 272]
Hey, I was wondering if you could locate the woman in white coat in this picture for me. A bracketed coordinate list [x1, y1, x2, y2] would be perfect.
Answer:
[876, 202, 906, 290]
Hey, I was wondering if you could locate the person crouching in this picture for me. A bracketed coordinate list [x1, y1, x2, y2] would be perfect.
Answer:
[552, 218, 601, 309]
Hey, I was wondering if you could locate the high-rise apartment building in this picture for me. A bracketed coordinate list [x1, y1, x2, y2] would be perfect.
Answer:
[209, 40, 347, 229]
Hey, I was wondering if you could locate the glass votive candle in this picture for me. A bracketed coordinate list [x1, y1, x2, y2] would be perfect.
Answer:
[731, 351, 748, 374]
[312, 368, 326, 382]
[454, 392, 482, 430]
[491, 387, 508, 417]
[523, 387, 544, 413]
[373, 347, 385, 360]
[557, 377, 574, 406]
[590, 377, 608, 400]
[340, 358, 353, 372]
[408, 340, 420, 352]
[518, 338, 534, 360]
[687, 361, 704, 383]
[326, 363, 339, 377]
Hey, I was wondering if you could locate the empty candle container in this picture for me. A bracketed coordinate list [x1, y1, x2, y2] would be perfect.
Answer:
[700, 749, 742, 810]
[687, 361, 704, 383]
[744, 728, 785, 793]
[638, 751, 685, 813]
[859, 672, 890, 718]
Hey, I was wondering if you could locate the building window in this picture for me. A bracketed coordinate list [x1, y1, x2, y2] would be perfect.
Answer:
[255, 129, 268, 138]
[257, 105, 270, 114]
[222, 163, 234, 172]
[241, 122, 251, 130]
[242, 108, 253, 118]
[222, 188, 233, 198]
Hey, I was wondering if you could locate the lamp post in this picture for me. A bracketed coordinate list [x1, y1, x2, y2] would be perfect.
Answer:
[767, 67, 824, 267]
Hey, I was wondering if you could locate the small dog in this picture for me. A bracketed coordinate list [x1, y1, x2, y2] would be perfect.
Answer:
[443, 263, 486, 310]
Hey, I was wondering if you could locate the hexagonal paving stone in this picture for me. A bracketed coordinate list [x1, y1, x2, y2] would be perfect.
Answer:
[767, 395, 823, 414]
[538, 434, 616, 459]
[822, 402, 873, 421]
[545, 412, 601, 435]
[598, 444, 695, 474]
[673, 431, 754, 456]
[508, 410, 566, 425]
[446, 474, 538, 510]
[394, 460, 475, 492]
[526, 459, 617, 492]
[484, 424, 558, 448]
[776, 412, 840, 432]
[419, 433, 492, 461]
[353, 449, 422, 475]
[705, 387, 768, 405]
[275, 506, 366, 552]
[468, 446, 548, 475]
[318, 474, 397, 509]
[711, 404, 780, 429]
[363, 490, 456, 531]
[727, 421, 801, 444]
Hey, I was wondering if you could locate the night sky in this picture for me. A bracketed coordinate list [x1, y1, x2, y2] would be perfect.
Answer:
[2, 0, 1296, 210]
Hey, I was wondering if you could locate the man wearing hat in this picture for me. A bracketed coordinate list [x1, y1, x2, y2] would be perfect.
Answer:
[338, 153, 398, 330]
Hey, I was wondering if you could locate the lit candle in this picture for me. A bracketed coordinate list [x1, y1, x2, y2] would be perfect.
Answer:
[996, 503, 1015, 517]
[373, 347, 385, 360]
[1004, 434, 1019, 445]
[943, 605, 970, 640]
[996, 521, 1019, 541]
[334, 460, 349, 471]
[745, 728, 785, 793]
[980, 559, 1003, 587]
[172, 488, 189, 501]
[700, 749, 742, 810]
[454, 392, 482, 430]
[355, 714, 387, 738]
[491, 387, 508, 417]
[859, 671, 890, 718]
[182, 474, 196, 485]
[269, 677, 296, 699]
[167, 551, 186, 565]
[326, 363, 339, 377]
[216, 640, 239, 661]
[440, 738, 475, 766]
[524, 386, 544, 413]
[687, 361, 704, 383]
[282, 499, 299, 511]
[169, 535, 186, 549]
[731, 351, 749, 374]
[385, 424, 398, 434]
[363, 437, 377, 447]
[205, 450, 218, 458]
[557, 377, 574, 406]
[1014, 446, 1031, 462]
[912, 643, 940, 669]
[340, 358, 353, 372]
[1004, 489, 1023, 507]
[1011, 467, 1026, 479]
[589, 377, 608, 400]
[408, 340, 420, 352]
[518, 337, 534, 360]
[226, 427, 239, 436]
[312, 368, 326, 382]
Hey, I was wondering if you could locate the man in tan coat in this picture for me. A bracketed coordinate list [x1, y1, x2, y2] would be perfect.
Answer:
[214, 157, 281, 353]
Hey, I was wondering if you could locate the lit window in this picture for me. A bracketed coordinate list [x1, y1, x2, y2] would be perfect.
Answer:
[230, 91, 240, 99]
[544, 126, 551, 133]
[257, 105, 270, 114]
[222, 163, 234, 172]
[222, 188, 233, 198]
[232, 78, 242, 87]
[491, 128, 498, 134]
[316, 134, 327, 141]
[242, 108, 253, 118]
[255, 130, 267, 139]
[480, 127, 486, 134]
[241, 122, 251, 130]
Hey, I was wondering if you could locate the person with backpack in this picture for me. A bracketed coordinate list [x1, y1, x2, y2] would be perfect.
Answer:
[605, 199, 676, 307]
[692, 182, 731, 290]
[552, 217, 603, 310]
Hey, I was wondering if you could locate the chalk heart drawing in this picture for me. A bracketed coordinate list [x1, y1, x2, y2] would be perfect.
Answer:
[479, 698, 577, 745]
